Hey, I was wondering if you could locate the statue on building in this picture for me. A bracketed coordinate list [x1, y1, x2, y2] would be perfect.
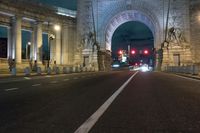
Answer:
[167, 27, 186, 45]
[81, 31, 100, 51]
[81, 31, 94, 49]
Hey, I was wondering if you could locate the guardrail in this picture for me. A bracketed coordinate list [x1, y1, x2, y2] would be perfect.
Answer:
[1, 66, 97, 77]
[164, 65, 200, 75]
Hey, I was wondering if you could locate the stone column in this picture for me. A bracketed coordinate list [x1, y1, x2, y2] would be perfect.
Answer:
[7, 27, 12, 59]
[69, 25, 76, 65]
[55, 28, 61, 65]
[30, 31, 35, 60]
[34, 21, 43, 63]
[61, 24, 69, 65]
[12, 16, 22, 63]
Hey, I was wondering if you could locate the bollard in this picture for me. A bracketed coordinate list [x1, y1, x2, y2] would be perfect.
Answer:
[66, 67, 71, 73]
[24, 67, 30, 76]
[47, 67, 51, 75]
[82, 67, 86, 72]
[55, 67, 60, 74]
[11, 67, 16, 76]
[193, 65, 199, 75]
[63, 67, 67, 74]
[37, 67, 42, 75]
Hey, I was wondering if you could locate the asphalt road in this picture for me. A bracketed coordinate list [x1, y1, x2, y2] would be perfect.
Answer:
[0, 71, 200, 133]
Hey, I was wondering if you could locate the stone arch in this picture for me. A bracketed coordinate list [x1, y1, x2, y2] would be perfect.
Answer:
[104, 10, 161, 51]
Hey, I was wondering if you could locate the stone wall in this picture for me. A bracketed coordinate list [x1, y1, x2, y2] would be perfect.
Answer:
[77, 0, 194, 70]
[190, 0, 200, 64]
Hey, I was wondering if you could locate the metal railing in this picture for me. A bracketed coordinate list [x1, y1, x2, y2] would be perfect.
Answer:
[164, 65, 200, 75]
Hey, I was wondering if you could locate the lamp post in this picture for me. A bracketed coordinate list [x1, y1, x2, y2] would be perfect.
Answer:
[47, 34, 55, 68]
[26, 42, 31, 59]
[47, 24, 60, 68]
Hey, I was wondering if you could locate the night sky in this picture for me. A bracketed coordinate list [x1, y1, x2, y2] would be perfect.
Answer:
[38, 0, 77, 10]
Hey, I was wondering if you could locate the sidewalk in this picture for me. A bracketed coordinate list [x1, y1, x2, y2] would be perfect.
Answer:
[176, 73, 200, 80]
[0, 72, 47, 79]
[163, 71, 200, 80]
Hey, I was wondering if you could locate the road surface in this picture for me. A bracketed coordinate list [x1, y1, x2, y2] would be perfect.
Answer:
[0, 71, 200, 133]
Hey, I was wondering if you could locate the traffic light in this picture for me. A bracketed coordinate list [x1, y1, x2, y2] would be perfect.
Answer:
[144, 49, 149, 55]
[118, 50, 123, 55]
[131, 50, 136, 55]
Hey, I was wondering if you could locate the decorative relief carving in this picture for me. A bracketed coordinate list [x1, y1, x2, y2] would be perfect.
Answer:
[167, 1, 187, 46]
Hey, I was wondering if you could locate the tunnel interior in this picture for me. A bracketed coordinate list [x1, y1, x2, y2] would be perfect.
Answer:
[111, 21, 155, 68]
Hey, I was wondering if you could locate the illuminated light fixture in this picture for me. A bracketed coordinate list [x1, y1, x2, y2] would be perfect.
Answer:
[144, 50, 149, 55]
[54, 25, 61, 31]
[118, 50, 123, 55]
[27, 42, 31, 45]
[131, 50, 136, 54]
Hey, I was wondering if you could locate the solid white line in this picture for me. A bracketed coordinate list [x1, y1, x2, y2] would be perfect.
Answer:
[175, 75, 200, 82]
[74, 71, 139, 133]
[32, 84, 41, 87]
[5, 88, 19, 91]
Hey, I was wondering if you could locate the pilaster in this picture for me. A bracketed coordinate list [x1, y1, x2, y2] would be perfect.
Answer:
[12, 15, 22, 63]
[34, 21, 43, 62]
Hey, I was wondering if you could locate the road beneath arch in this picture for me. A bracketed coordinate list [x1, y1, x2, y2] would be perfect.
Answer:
[0, 71, 200, 132]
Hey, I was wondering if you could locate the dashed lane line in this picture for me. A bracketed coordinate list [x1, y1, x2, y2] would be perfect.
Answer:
[63, 79, 70, 81]
[32, 84, 41, 87]
[5, 88, 19, 92]
[24, 77, 31, 80]
[74, 71, 139, 133]
[51, 81, 58, 84]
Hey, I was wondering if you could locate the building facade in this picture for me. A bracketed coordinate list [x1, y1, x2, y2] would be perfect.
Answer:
[1, 0, 200, 73]
[77, 0, 200, 70]
[0, 0, 78, 73]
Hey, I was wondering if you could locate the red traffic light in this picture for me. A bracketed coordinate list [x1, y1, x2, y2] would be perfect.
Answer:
[131, 50, 136, 55]
[131, 50, 136, 54]
[118, 50, 123, 55]
[144, 50, 149, 55]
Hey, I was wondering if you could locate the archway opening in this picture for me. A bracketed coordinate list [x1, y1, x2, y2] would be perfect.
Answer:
[111, 21, 155, 69]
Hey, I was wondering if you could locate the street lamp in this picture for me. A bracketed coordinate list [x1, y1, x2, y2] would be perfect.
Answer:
[47, 34, 55, 68]
[26, 42, 31, 59]
[47, 24, 60, 68]
[54, 24, 61, 31]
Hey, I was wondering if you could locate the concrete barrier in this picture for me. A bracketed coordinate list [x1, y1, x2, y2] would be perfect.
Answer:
[166, 65, 199, 75]
[63, 67, 67, 74]
[55, 67, 60, 74]
[24, 67, 30, 76]
[37, 67, 42, 75]
[47, 67, 51, 75]
[11, 67, 16, 76]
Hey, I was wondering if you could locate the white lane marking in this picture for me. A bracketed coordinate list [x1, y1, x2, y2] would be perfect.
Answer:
[175, 75, 200, 82]
[51, 81, 58, 84]
[32, 84, 41, 87]
[5, 88, 19, 91]
[46, 75, 52, 78]
[24, 77, 31, 80]
[63, 79, 70, 81]
[74, 71, 139, 133]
